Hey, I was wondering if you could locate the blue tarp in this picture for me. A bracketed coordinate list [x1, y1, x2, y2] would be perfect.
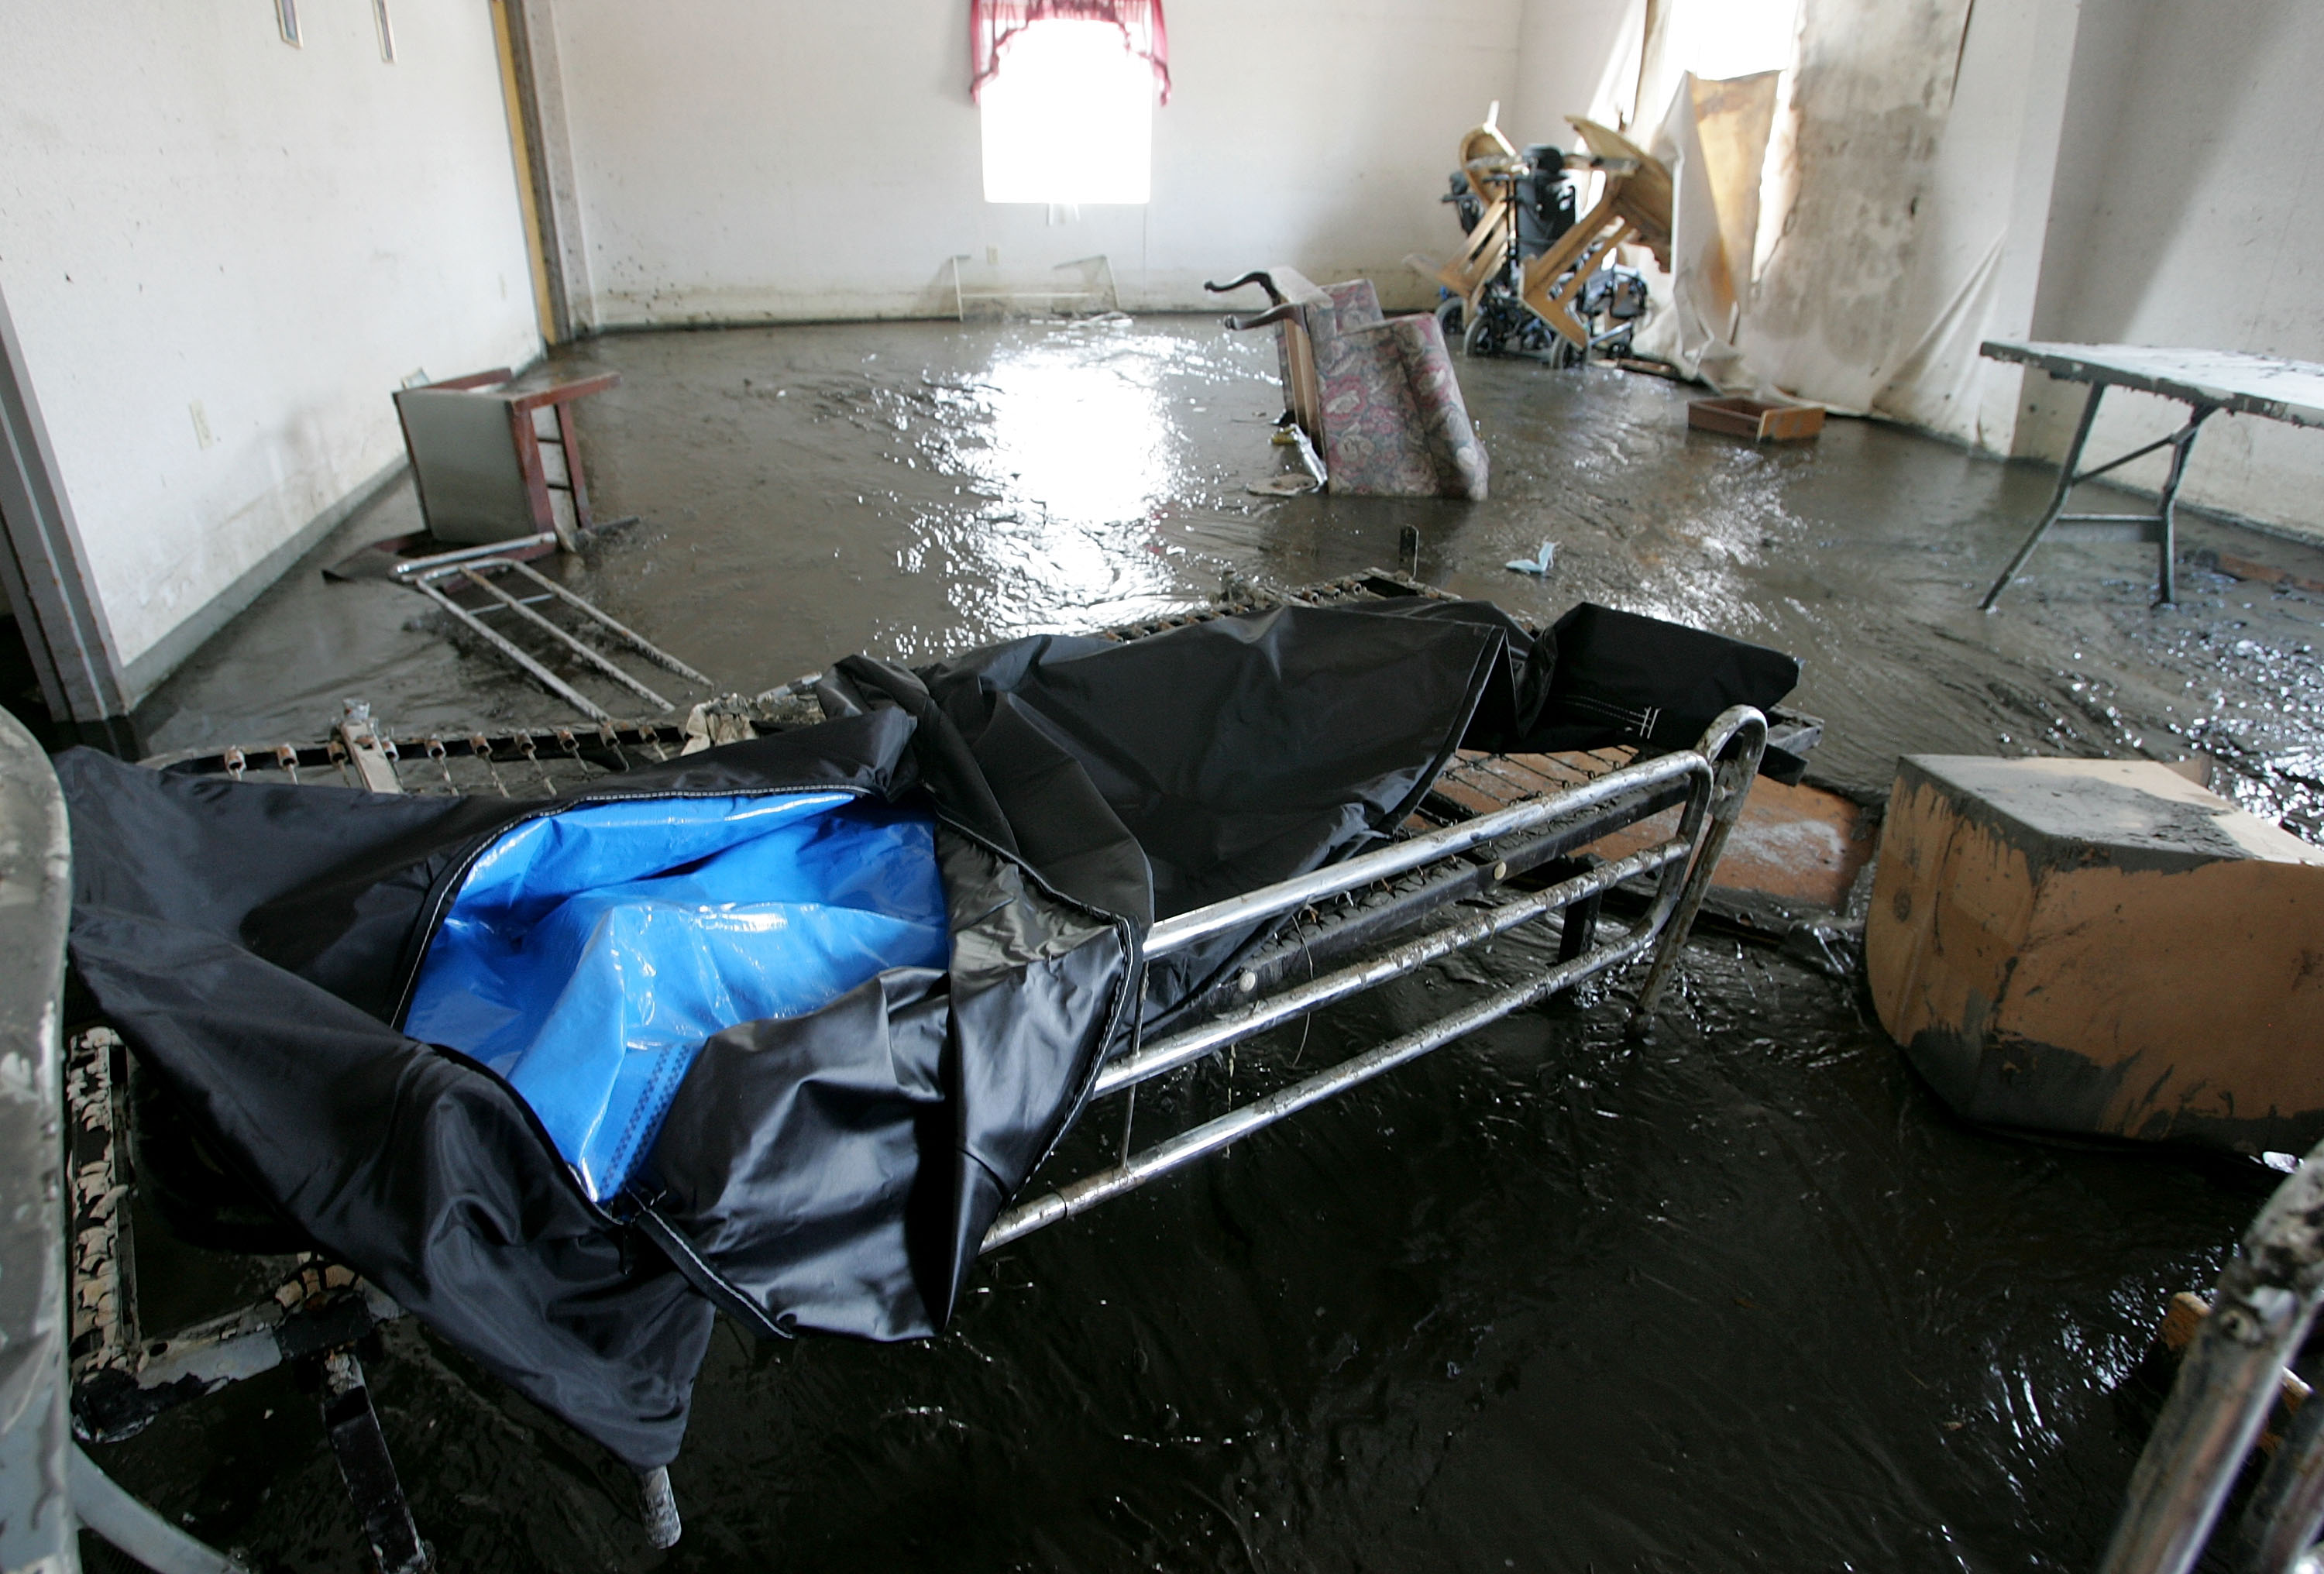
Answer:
[406, 792, 950, 1200]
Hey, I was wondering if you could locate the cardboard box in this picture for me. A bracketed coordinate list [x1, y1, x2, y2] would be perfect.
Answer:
[1686, 397, 1825, 442]
[1865, 756, 2324, 1153]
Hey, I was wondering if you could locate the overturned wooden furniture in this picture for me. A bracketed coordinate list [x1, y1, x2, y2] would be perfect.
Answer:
[1205, 269, 1490, 500]
[372, 368, 711, 724]
[393, 367, 621, 549]
[1518, 118, 1673, 352]
[1425, 111, 1526, 329]
[1866, 755, 2324, 1153]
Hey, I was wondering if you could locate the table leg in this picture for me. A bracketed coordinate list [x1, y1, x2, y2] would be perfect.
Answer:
[2150, 405, 2216, 608]
[1981, 380, 2106, 611]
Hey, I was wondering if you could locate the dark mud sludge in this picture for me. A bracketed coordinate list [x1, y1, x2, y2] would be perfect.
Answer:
[113, 318, 2324, 1570]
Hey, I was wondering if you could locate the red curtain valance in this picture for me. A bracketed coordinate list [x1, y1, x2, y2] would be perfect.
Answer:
[971, 0, 1171, 105]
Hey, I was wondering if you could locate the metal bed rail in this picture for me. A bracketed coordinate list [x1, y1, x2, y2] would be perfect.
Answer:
[983, 703, 1769, 1251]
[2101, 1135, 2324, 1574]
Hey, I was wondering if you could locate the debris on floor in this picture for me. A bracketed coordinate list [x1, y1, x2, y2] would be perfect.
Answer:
[1686, 395, 1826, 442]
[1246, 420, 1328, 496]
[1412, 103, 1652, 365]
[1866, 755, 2324, 1151]
[1585, 772, 1875, 908]
[331, 369, 710, 723]
[2189, 546, 2324, 596]
[395, 366, 623, 550]
[1504, 540, 1557, 576]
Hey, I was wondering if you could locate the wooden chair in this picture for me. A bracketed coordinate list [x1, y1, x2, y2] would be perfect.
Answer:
[392, 368, 621, 549]
[1518, 118, 1673, 351]
[1427, 116, 1525, 326]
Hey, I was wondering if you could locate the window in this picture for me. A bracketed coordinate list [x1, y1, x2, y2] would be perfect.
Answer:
[973, 3, 1169, 205]
[1659, 0, 1798, 80]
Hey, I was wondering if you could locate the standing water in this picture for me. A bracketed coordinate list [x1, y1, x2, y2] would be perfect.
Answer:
[110, 317, 2324, 1570]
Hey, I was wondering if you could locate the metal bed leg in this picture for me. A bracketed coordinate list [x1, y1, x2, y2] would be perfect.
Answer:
[1629, 713, 1769, 1027]
[637, 1466, 682, 1551]
[1982, 380, 2106, 611]
[1554, 872, 1602, 964]
[319, 1348, 431, 1574]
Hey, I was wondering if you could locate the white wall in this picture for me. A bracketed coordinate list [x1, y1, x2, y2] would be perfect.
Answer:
[0, 0, 542, 693]
[530, 0, 1523, 328]
[2013, 0, 2324, 538]
[1728, 0, 2323, 541]
[1509, 0, 1641, 151]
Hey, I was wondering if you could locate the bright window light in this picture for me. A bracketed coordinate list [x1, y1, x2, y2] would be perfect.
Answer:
[1664, 0, 1799, 80]
[980, 20, 1153, 205]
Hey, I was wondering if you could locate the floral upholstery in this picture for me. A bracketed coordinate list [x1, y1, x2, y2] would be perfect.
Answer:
[1241, 270, 1489, 500]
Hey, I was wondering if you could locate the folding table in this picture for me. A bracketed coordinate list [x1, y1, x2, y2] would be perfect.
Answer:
[1979, 340, 2324, 609]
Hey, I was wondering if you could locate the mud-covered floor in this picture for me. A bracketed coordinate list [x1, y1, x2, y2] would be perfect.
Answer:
[101, 317, 2324, 1572]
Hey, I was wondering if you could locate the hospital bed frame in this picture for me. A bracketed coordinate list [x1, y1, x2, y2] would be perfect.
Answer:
[65, 572, 1786, 1569]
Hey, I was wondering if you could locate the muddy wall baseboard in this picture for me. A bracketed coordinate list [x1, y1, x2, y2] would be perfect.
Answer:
[119, 457, 409, 709]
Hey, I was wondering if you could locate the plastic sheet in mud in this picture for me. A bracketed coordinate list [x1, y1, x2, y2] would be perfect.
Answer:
[405, 792, 950, 1201]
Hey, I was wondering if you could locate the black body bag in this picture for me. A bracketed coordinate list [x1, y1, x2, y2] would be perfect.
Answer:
[57, 599, 1794, 1467]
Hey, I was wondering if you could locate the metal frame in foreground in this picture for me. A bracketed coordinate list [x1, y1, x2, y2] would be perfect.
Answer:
[2100, 1136, 2324, 1574]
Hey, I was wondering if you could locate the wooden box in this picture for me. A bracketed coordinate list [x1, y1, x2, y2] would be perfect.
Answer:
[1865, 756, 2324, 1153]
[1686, 396, 1825, 442]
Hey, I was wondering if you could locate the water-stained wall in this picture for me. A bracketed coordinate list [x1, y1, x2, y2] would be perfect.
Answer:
[1741, 0, 1993, 423]
[0, 2, 543, 698]
[1740, 0, 2322, 541]
[2015, 0, 2324, 541]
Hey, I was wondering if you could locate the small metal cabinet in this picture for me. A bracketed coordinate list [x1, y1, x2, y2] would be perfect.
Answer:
[393, 367, 620, 548]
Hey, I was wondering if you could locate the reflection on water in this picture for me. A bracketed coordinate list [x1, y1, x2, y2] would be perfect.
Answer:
[916, 328, 1198, 639]
[969, 337, 1179, 528]
[143, 314, 2324, 840]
